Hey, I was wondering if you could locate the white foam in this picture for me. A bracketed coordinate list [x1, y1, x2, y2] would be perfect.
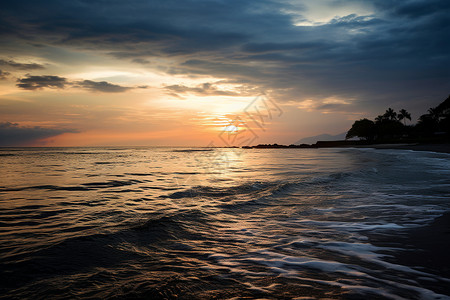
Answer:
[248, 247, 450, 299]
[315, 241, 438, 278]
[287, 270, 450, 300]
[292, 219, 406, 231]
[251, 250, 358, 274]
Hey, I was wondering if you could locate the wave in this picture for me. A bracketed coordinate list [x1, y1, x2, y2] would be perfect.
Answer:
[164, 180, 294, 200]
[0, 209, 210, 276]
[124, 172, 153, 176]
[2, 147, 449, 299]
[172, 149, 214, 153]
[0, 179, 143, 192]
[163, 168, 379, 201]
[0, 151, 110, 156]
[132, 210, 210, 232]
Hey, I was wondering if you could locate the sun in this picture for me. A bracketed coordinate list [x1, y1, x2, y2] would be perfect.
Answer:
[222, 124, 239, 133]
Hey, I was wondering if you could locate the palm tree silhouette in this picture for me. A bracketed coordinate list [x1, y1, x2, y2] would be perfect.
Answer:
[428, 108, 441, 121]
[383, 108, 397, 121]
[398, 109, 411, 125]
[375, 115, 384, 124]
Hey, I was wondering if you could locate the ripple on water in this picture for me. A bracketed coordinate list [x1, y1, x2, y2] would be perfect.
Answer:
[1, 147, 449, 299]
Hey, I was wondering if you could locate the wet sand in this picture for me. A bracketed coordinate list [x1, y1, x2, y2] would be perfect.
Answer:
[360, 143, 450, 154]
[365, 144, 450, 293]
[339, 142, 450, 295]
[368, 212, 450, 295]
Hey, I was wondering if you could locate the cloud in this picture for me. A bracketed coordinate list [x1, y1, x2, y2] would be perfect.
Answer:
[0, 70, 9, 80]
[74, 80, 131, 93]
[376, 0, 450, 19]
[0, 59, 44, 70]
[15, 75, 132, 93]
[132, 58, 151, 65]
[1, 0, 449, 113]
[0, 0, 284, 55]
[0, 122, 75, 146]
[16, 75, 67, 90]
[164, 82, 241, 97]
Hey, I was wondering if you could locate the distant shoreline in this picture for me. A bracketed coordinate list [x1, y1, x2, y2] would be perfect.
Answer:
[243, 142, 450, 154]
[1, 143, 449, 154]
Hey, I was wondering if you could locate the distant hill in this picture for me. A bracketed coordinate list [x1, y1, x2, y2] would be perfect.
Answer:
[295, 132, 346, 145]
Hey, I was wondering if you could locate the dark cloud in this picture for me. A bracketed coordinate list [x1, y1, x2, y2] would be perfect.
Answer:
[0, 121, 75, 146]
[0, 0, 287, 54]
[1, 0, 449, 112]
[242, 41, 326, 54]
[376, 0, 450, 19]
[15, 75, 132, 92]
[0, 70, 9, 80]
[132, 58, 151, 65]
[16, 75, 67, 90]
[165, 82, 240, 97]
[0, 59, 44, 70]
[74, 80, 131, 93]
[316, 102, 351, 112]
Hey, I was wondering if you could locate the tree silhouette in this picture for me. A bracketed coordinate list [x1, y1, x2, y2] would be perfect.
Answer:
[346, 119, 376, 141]
[428, 108, 441, 122]
[398, 109, 411, 125]
[416, 113, 438, 135]
[346, 95, 450, 144]
[383, 108, 397, 121]
[375, 115, 384, 124]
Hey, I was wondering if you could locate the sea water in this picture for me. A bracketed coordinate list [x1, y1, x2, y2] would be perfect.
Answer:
[1, 147, 449, 299]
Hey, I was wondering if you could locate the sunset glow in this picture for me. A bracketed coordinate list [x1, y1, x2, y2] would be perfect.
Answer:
[0, 0, 449, 147]
[1, 1, 450, 299]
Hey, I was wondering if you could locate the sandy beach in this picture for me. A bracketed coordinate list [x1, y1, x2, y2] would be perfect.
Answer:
[357, 143, 450, 154]
[368, 212, 450, 295]
[353, 143, 450, 295]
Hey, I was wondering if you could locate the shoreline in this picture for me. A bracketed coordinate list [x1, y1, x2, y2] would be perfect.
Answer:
[241, 141, 450, 154]
[1, 143, 450, 154]
[368, 212, 450, 293]
[352, 143, 450, 154]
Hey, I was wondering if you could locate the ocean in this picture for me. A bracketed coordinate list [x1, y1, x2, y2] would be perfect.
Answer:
[1, 147, 449, 299]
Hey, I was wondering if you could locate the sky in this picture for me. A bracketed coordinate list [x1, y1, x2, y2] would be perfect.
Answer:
[0, 0, 449, 146]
